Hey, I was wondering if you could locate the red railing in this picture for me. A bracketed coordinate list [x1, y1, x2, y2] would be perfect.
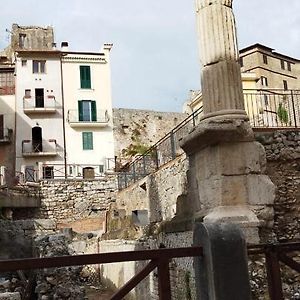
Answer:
[248, 242, 300, 300]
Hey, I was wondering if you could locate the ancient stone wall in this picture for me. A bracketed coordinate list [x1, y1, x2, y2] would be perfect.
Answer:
[116, 130, 299, 243]
[113, 108, 187, 164]
[37, 176, 117, 223]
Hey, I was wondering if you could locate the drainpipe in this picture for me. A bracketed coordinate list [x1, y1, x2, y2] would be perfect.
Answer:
[60, 54, 67, 179]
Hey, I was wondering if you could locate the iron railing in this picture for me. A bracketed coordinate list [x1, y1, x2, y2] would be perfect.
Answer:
[67, 109, 109, 124]
[22, 139, 58, 156]
[117, 107, 203, 190]
[117, 89, 299, 190]
[23, 96, 58, 111]
[244, 89, 300, 128]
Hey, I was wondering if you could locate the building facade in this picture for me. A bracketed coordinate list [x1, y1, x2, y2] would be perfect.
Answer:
[62, 44, 115, 179]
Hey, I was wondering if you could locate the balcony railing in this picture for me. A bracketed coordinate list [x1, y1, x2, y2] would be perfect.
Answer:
[23, 96, 57, 114]
[22, 139, 58, 157]
[67, 109, 109, 127]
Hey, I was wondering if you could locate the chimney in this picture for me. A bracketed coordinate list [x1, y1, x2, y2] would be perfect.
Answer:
[61, 41, 69, 51]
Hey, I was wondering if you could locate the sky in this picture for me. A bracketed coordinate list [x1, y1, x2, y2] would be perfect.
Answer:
[1, 0, 300, 112]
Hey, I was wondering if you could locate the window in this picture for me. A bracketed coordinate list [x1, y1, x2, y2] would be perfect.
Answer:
[287, 62, 291, 71]
[283, 80, 288, 91]
[80, 66, 91, 89]
[21, 60, 27, 66]
[0, 71, 14, 95]
[78, 100, 97, 121]
[82, 132, 93, 150]
[99, 165, 104, 173]
[43, 166, 54, 179]
[25, 89, 31, 98]
[280, 59, 285, 70]
[239, 57, 243, 67]
[261, 76, 268, 86]
[19, 34, 26, 48]
[263, 54, 268, 64]
[33, 60, 46, 73]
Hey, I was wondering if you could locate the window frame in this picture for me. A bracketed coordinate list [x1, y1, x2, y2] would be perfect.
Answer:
[263, 54, 268, 64]
[82, 132, 93, 150]
[80, 65, 91, 89]
[32, 60, 46, 74]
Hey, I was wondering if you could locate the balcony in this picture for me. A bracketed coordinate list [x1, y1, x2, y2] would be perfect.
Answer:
[22, 139, 58, 157]
[67, 110, 110, 128]
[23, 96, 57, 114]
[0, 128, 13, 144]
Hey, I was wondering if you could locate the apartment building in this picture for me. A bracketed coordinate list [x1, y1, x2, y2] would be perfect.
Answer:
[15, 50, 64, 181]
[0, 24, 115, 182]
[239, 43, 300, 91]
[62, 43, 115, 179]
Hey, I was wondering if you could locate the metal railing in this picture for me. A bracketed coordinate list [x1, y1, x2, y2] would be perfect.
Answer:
[117, 89, 299, 191]
[248, 241, 300, 300]
[0, 247, 202, 300]
[67, 109, 109, 124]
[23, 96, 58, 110]
[22, 139, 57, 156]
[117, 107, 203, 190]
[244, 89, 300, 128]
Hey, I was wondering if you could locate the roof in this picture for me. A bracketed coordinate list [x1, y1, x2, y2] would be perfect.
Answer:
[240, 43, 299, 62]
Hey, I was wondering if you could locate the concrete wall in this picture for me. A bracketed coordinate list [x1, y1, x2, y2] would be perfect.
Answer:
[113, 108, 187, 163]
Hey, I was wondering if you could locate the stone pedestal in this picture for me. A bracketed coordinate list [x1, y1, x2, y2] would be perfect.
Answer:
[181, 119, 275, 243]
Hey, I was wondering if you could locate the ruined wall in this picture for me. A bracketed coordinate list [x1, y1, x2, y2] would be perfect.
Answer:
[255, 130, 300, 242]
[116, 130, 300, 243]
[116, 155, 188, 223]
[113, 108, 187, 164]
[37, 177, 117, 224]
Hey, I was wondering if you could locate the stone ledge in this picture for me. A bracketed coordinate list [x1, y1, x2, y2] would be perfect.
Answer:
[180, 118, 254, 155]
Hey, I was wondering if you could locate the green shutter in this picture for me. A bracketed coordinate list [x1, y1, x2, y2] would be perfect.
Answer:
[78, 101, 83, 121]
[82, 132, 93, 150]
[80, 66, 91, 89]
[91, 101, 97, 121]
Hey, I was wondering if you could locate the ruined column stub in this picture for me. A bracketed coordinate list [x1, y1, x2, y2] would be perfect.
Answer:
[196, 0, 247, 120]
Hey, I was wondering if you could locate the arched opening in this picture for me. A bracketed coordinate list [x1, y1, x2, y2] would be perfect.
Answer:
[32, 126, 42, 152]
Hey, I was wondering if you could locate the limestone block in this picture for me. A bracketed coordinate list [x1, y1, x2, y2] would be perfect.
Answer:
[68, 241, 87, 254]
[247, 175, 275, 205]
[0, 293, 21, 300]
[180, 118, 254, 155]
[198, 175, 248, 209]
[195, 141, 266, 179]
[203, 205, 260, 244]
[34, 219, 56, 230]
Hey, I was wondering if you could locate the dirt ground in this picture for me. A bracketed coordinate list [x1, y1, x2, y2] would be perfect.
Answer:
[85, 286, 115, 300]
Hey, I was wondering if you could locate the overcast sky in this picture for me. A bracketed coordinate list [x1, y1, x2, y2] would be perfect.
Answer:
[1, 0, 300, 112]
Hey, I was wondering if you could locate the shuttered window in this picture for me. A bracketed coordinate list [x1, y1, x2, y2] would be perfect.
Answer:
[82, 132, 93, 150]
[80, 66, 91, 89]
[78, 100, 97, 121]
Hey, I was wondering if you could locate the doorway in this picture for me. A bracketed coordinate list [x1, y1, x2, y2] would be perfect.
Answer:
[35, 88, 44, 108]
[32, 126, 42, 152]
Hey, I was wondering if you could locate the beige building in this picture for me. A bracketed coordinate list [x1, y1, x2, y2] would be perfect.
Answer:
[185, 43, 300, 127]
[240, 43, 300, 91]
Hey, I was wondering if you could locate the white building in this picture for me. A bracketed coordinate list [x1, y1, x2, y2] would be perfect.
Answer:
[15, 50, 65, 181]
[61, 43, 115, 179]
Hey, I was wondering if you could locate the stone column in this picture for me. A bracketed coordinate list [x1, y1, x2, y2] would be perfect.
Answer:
[196, 0, 247, 120]
[180, 0, 275, 243]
